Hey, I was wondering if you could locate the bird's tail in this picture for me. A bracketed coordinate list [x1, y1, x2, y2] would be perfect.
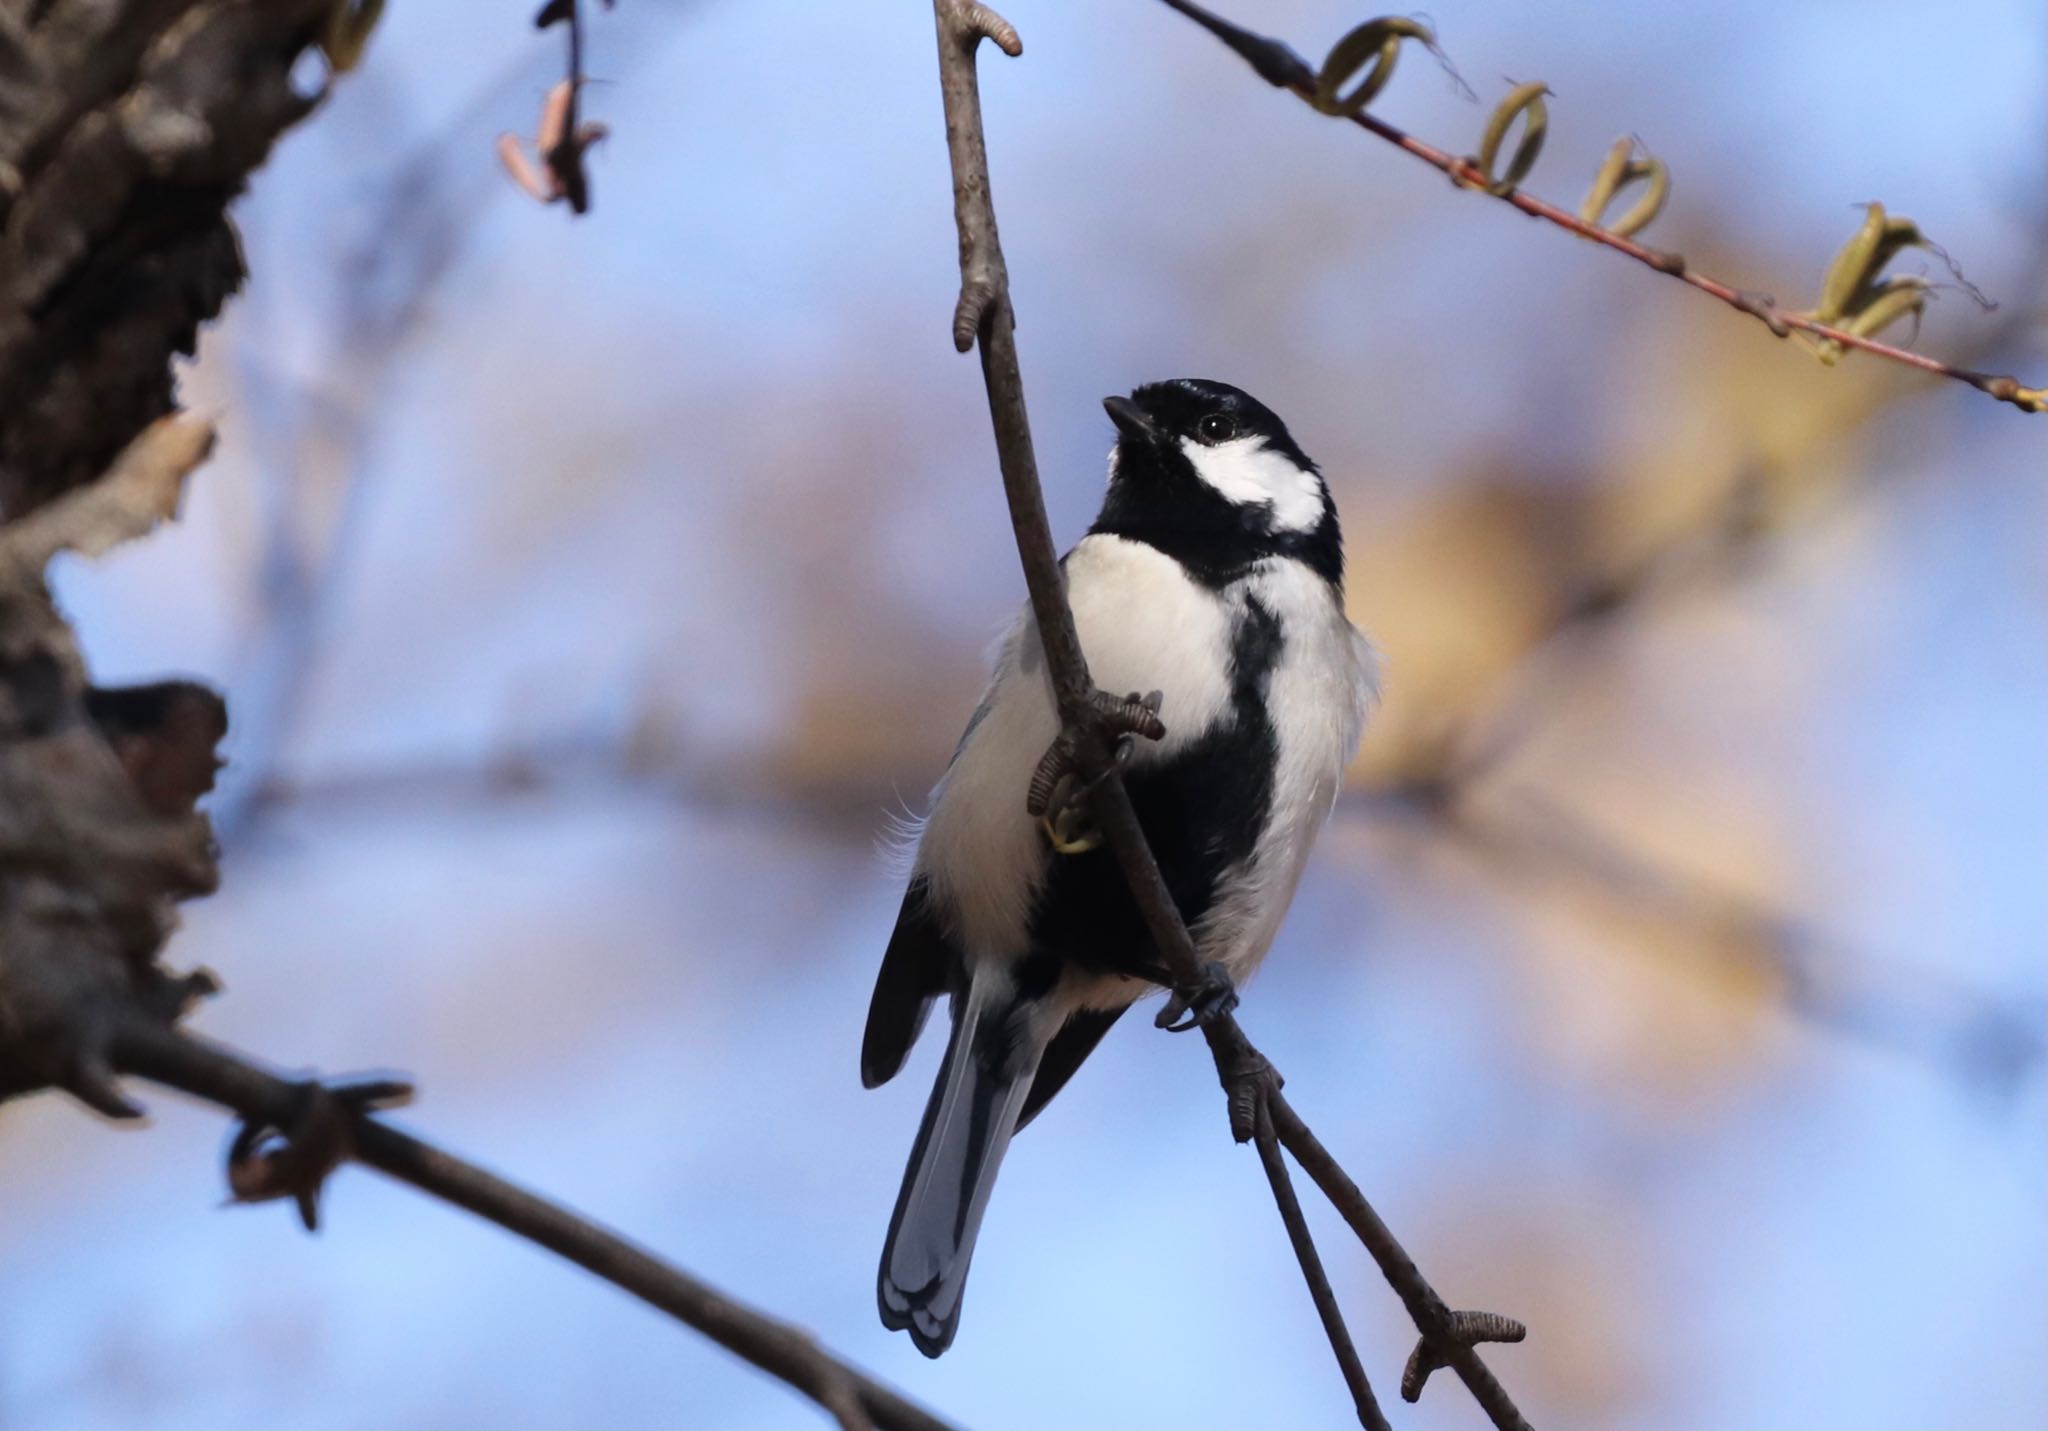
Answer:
[878, 978, 1040, 1358]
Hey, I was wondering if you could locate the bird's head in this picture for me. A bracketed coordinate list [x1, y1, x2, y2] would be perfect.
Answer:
[1095, 378, 1341, 587]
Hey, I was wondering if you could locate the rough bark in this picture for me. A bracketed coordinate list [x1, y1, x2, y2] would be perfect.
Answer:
[0, 0, 331, 1111]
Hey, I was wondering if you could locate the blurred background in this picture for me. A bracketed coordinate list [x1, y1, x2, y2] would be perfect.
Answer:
[1, 0, 2042, 1427]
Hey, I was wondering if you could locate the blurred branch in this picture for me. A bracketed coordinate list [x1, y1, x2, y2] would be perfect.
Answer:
[1153, 0, 2045, 415]
[1443, 286, 2047, 798]
[1336, 277, 2047, 1091]
[0, 10, 957, 1430]
[240, 724, 2046, 1098]
[930, 4, 1529, 1425]
[108, 1023, 959, 1431]
[1363, 784, 2046, 1093]
[0, 0, 329, 517]
[222, 26, 663, 836]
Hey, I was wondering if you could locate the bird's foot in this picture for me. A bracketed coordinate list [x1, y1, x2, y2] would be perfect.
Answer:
[1038, 793, 1103, 853]
[1029, 689, 1165, 854]
[1154, 960, 1240, 1032]
[225, 1075, 413, 1231]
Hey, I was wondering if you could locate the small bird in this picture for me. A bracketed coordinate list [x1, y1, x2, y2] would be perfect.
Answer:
[862, 378, 1377, 1357]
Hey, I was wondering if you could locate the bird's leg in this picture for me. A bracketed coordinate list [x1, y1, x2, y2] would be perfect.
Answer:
[1027, 686, 1240, 1029]
[1027, 689, 1165, 854]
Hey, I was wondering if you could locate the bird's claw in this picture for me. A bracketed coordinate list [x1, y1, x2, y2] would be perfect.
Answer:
[225, 1075, 413, 1231]
[1039, 794, 1104, 854]
[1031, 689, 1164, 854]
[1154, 961, 1240, 1032]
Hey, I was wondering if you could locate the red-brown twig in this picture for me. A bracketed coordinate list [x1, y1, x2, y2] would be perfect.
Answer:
[929, 2, 1532, 1426]
[1154, 0, 2044, 415]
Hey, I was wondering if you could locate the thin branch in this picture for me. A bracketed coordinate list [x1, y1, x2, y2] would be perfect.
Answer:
[1415, 279, 2047, 804]
[1387, 786, 2046, 1092]
[1152, 0, 2045, 415]
[1262, 1077, 1528, 1413]
[929, 3, 1532, 1426]
[1252, 1095, 1392, 1431]
[547, 0, 597, 213]
[108, 1022, 958, 1431]
[500, 0, 610, 211]
[1334, 278, 2048, 1092]
[235, 729, 2043, 1098]
[225, 36, 616, 836]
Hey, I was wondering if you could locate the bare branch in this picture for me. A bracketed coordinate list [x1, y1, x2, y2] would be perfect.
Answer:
[929, 3, 1533, 1424]
[110, 1023, 956, 1431]
[1153, 0, 2045, 415]
[1252, 1095, 1392, 1431]
[1260, 1081, 1532, 1427]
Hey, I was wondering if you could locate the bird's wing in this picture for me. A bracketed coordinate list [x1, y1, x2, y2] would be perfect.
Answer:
[1016, 1003, 1127, 1130]
[864, 615, 1030, 1093]
[862, 875, 961, 1088]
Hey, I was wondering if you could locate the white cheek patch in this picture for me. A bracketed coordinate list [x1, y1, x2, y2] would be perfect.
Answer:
[1180, 436, 1326, 533]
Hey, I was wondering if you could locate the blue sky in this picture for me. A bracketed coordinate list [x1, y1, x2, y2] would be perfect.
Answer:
[5, 2, 2042, 1428]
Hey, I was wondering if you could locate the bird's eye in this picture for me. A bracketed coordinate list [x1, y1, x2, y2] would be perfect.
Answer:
[1196, 413, 1237, 445]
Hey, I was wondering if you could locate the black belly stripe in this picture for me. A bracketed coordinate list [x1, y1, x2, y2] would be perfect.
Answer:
[1021, 592, 1282, 986]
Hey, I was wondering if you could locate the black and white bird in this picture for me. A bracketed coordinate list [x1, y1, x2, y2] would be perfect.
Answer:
[861, 378, 1377, 1357]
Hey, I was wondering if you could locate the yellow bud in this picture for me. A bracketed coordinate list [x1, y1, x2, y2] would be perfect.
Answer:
[1313, 17, 1436, 118]
[1578, 137, 1668, 239]
[1475, 81, 1550, 196]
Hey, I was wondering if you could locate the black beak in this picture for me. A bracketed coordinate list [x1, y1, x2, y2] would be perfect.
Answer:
[1103, 394, 1159, 443]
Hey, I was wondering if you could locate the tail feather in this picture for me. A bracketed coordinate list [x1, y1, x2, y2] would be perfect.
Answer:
[878, 984, 1040, 1358]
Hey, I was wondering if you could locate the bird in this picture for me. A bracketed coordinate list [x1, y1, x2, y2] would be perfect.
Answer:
[861, 378, 1377, 1358]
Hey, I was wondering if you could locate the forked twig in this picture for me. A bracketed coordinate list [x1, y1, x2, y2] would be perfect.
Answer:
[928, 2, 1533, 1425]
[1253, 1093, 1393, 1431]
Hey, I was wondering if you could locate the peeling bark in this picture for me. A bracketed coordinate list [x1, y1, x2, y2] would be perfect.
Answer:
[0, 0, 329, 1110]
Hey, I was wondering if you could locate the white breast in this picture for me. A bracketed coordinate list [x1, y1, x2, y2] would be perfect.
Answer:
[916, 535, 1235, 961]
[916, 537, 1376, 993]
[1065, 535, 1237, 754]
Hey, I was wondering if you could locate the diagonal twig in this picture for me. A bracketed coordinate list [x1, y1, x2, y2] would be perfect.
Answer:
[1253, 1092, 1393, 1431]
[1152, 0, 2044, 415]
[928, 3, 1533, 1426]
[108, 1022, 957, 1431]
